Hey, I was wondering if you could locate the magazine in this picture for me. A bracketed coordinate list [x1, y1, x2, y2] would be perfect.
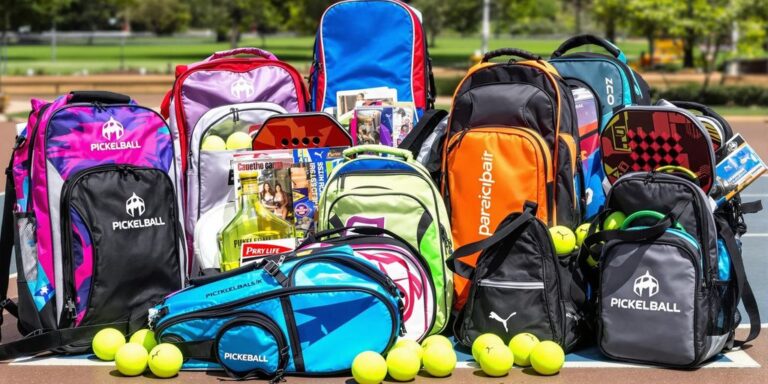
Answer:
[336, 87, 397, 122]
[392, 104, 417, 146]
[232, 147, 346, 238]
[715, 134, 767, 205]
[353, 107, 393, 146]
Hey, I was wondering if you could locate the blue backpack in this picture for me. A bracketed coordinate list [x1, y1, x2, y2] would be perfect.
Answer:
[549, 35, 651, 219]
[149, 246, 402, 381]
[309, 0, 434, 114]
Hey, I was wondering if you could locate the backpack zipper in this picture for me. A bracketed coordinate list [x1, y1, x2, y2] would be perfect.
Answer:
[478, 280, 544, 289]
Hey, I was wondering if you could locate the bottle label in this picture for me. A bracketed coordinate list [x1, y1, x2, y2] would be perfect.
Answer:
[240, 238, 296, 265]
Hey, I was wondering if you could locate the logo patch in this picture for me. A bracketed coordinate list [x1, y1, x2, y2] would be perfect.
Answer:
[112, 193, 166, 231]
[102, 117, 124, 140]
[91, 116, 141, 152]
[478, 150, 494, 236]
[126, 193, 145, 217]
[489, 311, 516, 333]
[633, 270, 659, 297]
[231, 77, 255, 99]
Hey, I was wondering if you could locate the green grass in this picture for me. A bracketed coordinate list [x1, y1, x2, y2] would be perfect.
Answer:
[709, 106, 768, 116]
[1, 35, 649, 75]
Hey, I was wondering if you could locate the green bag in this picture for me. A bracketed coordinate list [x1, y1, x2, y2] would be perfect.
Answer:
[318, 145, 453, 336]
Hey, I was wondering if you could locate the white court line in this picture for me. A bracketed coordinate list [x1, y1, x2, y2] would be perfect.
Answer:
[743, 233, 768, 238]
[10, 350, 759, 369]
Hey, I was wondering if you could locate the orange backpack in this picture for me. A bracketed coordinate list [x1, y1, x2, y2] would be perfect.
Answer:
[442, 49, 581, 310]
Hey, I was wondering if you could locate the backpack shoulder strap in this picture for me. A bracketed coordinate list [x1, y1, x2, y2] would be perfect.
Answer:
[0, 318, 141, 360]
[0, 157, 19, 342]
[717, 219, 761, 347]
[447, 202, 537, 279]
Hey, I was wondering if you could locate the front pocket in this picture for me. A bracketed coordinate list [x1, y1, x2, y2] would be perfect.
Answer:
[445, 127, 552, 286]
[60, 165, 182, 327]
[464, 279, 553, 342]
[599, 236, 701, 366]
[215, 313, 289, 380]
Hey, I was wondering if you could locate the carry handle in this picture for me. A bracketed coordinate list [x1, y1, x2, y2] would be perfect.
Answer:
[205, 47, 278, 62]
[620, 210, 686, 232]
[655, 165, 699, 183]
[300, 226, 420, 257]
[343, 145, 413, 161]
[68, 91, 131, 105]
[668, 100, 718, 118]
[482, 48, 542, 63]
[551, 34, 624, 61]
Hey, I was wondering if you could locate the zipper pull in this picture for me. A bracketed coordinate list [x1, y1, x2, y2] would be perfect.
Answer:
[65, 297, 77, 319]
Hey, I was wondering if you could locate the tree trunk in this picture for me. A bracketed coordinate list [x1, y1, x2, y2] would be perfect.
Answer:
[230, 21, 239, 49]
[647, 32, 655, 68]
[51, 18, 57, 64]
[683, 34, 695, 68]
[683, 0, 695, 68]
[574, 0, 582, 35]
[605, 19, 616, 42]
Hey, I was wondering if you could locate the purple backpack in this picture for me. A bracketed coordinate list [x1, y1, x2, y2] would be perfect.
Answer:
[0, 91, 185, 358]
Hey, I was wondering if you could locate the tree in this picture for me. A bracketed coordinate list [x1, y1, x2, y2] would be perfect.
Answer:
[31, 0, 73, 63]
[592, 0, 626, 41]
[412, 0, 445, 47]
[186, 0, 287, 47]
[284, 0, 337, 35]
[624, 0, 683, 67]
[495, 0, 559, 36]
[442, 0, 482, 36]
[131, 0, 191, 35]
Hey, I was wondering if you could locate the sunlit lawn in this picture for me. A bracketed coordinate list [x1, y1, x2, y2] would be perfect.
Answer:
[2, 35, 649, 75]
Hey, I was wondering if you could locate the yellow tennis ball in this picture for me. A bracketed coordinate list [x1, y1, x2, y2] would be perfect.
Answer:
[575, 223, 591, 247]
[422, 345, 456, 377]
[201, 135, 226, 151]
[549, 226, 576, 256]
[147, 343, 184, 379]
[129, 329, 157, 353]
[508, 333, 540, 367]
[530, 340, 565, 376]
[603, 211, 627, 230]
[351, 351, 387, 384]
[392, 339, 423, 361]
[386, 347, 420, 381]
[114, 342, 149, 376]
[478, 343, 514, 377]
[471, 333, 504, 361]
[226, 131, 252, 150]
[420, 334, 453, 351]
[92, 328, 126, 361]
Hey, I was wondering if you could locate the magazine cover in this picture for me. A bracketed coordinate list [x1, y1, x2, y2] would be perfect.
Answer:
[336, 87, 397, 124]
[232, 147, 347, 238]
[715, 134, 767, 205]
[392, 104, 417, 146]
[353, 107, 393, 146]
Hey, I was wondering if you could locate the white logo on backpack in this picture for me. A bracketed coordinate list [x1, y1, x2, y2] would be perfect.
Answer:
[102, 117, 124, 140]
[489, 311, 516, 333]
[609, 270, 681, 313]
[231, 77, 255, 99]
[126, 193, 145, 217]
[91, 116, 141, 152]
[633, 270, 659, 297]
[112, 193, 166, 231]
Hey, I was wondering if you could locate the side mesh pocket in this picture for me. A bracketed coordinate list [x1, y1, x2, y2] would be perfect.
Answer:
[13, 213, 49, 333]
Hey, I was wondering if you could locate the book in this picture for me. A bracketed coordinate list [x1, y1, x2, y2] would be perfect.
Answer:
[392, 104, 417, 146]
[715, 134, 767, 205]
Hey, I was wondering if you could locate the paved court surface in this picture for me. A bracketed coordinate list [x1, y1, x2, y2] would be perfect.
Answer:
[0, 116, 766, 382]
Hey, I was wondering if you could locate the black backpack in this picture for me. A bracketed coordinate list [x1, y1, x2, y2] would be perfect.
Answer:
[580, 171, 760, 367]
[448, 202, 586, 351]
